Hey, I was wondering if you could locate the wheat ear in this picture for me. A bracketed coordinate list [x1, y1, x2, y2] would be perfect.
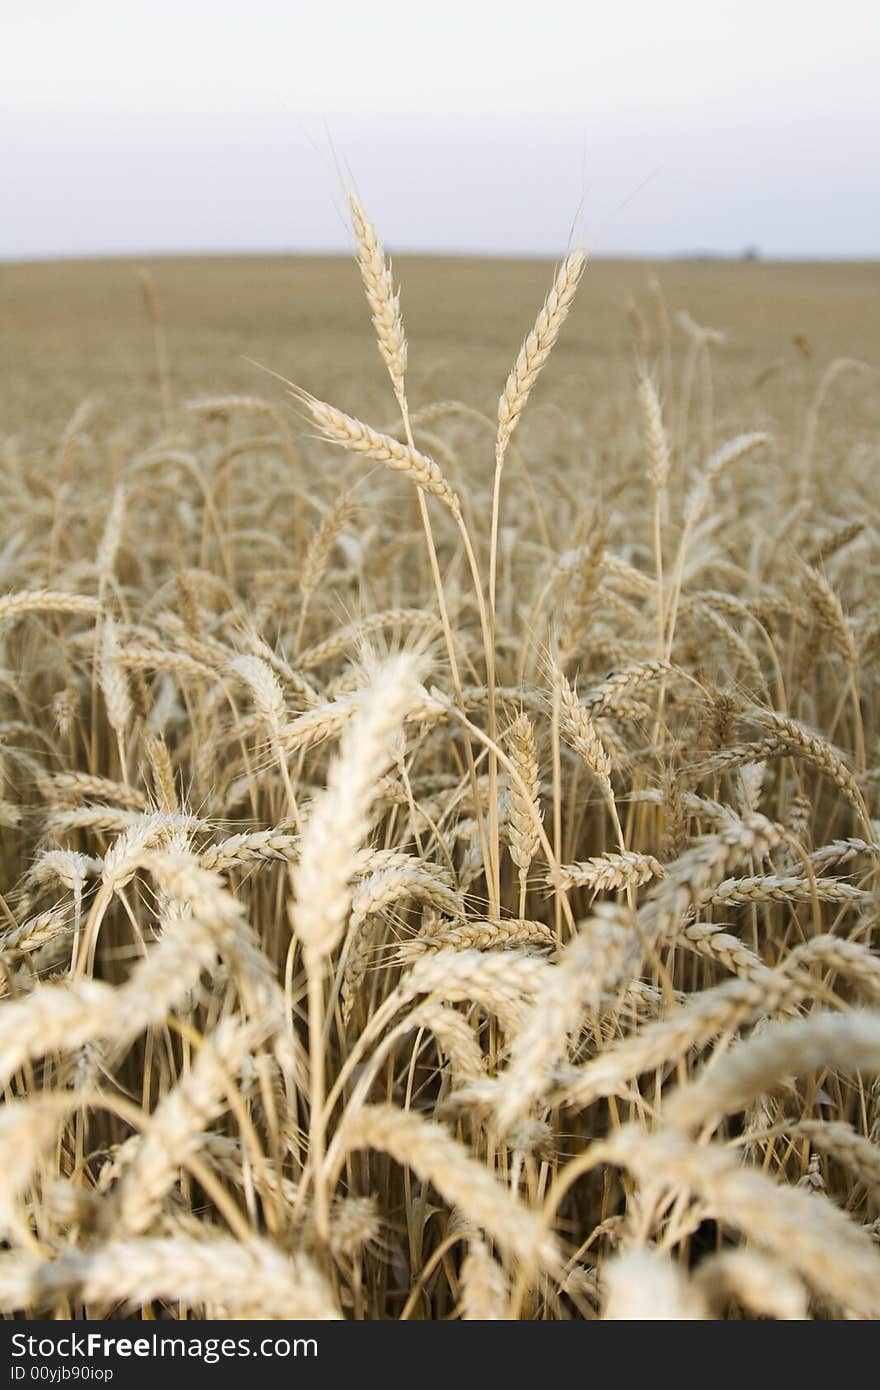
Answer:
[349, 193, 407, 397]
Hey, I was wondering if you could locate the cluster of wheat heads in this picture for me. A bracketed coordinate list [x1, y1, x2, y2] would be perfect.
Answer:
[0, 200, 878, 1321]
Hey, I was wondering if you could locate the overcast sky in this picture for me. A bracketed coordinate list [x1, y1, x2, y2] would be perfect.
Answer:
[3, 1, 879, 259]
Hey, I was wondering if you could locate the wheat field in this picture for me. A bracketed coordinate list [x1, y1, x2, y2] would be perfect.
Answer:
[1, 203, 879, 1320]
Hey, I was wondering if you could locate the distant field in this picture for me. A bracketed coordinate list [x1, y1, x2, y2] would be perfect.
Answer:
[4, 254, 879, 443]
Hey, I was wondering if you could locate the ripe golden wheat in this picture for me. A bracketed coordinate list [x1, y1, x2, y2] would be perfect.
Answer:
[0, 197, 878, 1321]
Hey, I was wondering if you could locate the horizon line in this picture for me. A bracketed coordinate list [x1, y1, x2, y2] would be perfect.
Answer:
[4, 245, 879, 267]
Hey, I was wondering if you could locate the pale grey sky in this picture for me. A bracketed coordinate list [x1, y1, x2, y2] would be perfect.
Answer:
[3, 0, 879, 259]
